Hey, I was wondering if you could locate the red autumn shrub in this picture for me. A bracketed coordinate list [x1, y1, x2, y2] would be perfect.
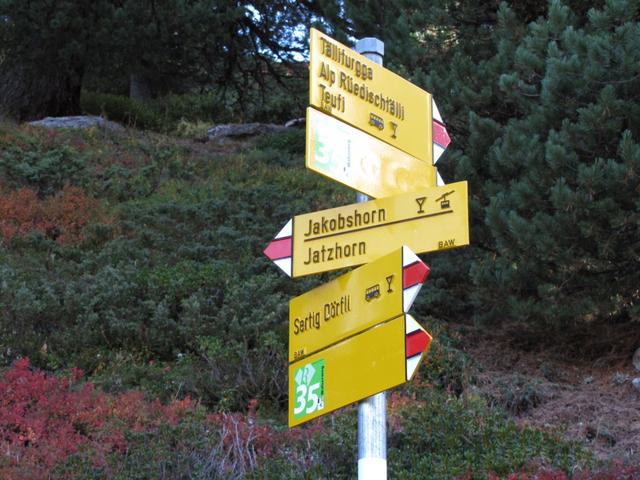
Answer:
[0, 186, 111, 246]
[0, 188, 43, 241]
[574, 462, 640, 479]
[479, 463, 640, 480]
[0, 358, 195, 480]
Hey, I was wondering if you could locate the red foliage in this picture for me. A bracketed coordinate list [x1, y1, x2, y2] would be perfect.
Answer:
[475, 464, 640, 480]
[574, 463, 640, 480]
[0, 359, 323, 479]
[0, 358, 195, 479]
[0, 186, 111, 246]
[499, 472, 568, 480]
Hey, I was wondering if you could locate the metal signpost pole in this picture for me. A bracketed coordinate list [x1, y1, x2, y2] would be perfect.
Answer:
[354, 36, 387, 480]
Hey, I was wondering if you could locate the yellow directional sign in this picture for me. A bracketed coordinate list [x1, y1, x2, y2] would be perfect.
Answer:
[289, 314, 431, 427]
[309, 28, 432, 163]
[264, 181, 469, 278]
[305, 108, 436, 197]
[289, 246, 429, 362]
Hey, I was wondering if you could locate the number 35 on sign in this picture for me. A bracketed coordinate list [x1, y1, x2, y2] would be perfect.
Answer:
[292, 359, 325, 420]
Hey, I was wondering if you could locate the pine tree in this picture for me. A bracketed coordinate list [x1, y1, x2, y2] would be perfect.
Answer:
[0, 0, 113, 120]
[99, 0, 319, 103]
[0, 0, 322, 120]
[320, 1, 533, 319]
[387, 0, 640, 331]
[324, 0, 640, 331]
[460, 0, 640, 329]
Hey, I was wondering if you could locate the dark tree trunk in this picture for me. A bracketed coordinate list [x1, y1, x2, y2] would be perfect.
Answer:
[0, 61, 84, 121]
[129, 73, 153, 101]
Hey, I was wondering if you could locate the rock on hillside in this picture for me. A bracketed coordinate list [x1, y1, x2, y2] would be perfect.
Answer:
[29, 115, 124, 131]
[207, 122, 295, 145]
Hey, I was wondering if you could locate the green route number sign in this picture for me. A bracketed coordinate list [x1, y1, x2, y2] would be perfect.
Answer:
[293, 358, 325, 420]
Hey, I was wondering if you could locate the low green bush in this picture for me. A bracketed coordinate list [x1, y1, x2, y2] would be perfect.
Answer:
[174, 119, 210, 139]
[0, 127, 89, 197]
[150, 93, 219, 126]
[81, 91, 162, 130]
[387, 390, 592, 479]
[0, 121, 603, 479]
[491, 375, 545, 415]
[81, 91, 232, 133]
[254, 128, 306, 164]
[81, 84, 306, 135]
[403, 316, 474, 397]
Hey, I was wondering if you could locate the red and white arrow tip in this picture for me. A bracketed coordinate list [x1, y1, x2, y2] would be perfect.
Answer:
[264, 219, 293, 276]
[402, 246, 430, 312]
[405, 314, 432, 381]
[432, 99, 451, 165]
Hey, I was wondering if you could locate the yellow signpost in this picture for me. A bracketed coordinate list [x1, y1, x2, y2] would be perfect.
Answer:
[264, 181, 469, 278]
[263, 29, 464, 443]
[289, 246, 429, 362]
[309, 28, 432, 163]
[305, 108, 436, 197]
[288, 314, 432, 427]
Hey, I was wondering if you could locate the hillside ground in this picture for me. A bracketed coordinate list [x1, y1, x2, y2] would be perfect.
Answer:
[124, 131, 640, 467]
[2, 120, 639, 477]
[461, 322, 640, 465]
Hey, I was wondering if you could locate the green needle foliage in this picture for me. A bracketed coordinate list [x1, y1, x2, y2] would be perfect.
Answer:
[327, 0, 640, 332]
[0, 0, 321, 121]
[464, 1, 640, 329]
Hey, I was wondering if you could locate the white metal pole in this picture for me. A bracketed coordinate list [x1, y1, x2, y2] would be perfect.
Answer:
[354, 36, 387, 480]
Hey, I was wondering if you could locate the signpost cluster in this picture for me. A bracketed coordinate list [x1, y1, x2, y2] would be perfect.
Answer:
[264, 28, 469, 479]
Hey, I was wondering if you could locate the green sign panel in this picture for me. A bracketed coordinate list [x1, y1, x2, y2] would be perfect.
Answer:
[292, 358, 326, 420]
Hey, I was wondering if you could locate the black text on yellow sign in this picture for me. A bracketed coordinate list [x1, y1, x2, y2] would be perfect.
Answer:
[264, 182, 469, 278]
[289, 246, 428, 362]
[309, 28, 433, 163]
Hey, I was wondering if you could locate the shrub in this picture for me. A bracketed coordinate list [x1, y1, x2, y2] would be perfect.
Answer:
[82, 91, 226, 133]
[0, 358, 196, 479]
[0, 128, 88, 197]
[196, 331, 288, 411]
[81, 84, 306, 135]
[0, 120, 196, 203]
[491, 375, 544, 415]
[308, 412, 358, 479]
[0, 186, 111, 246]
[477, 461, 640, 479]
[405, 317, 474, 397]
[174, 119, 210, 139]
[387, 390, 592, 479]
[146, 93, 219, 127]
[80, 92, 161, 131]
